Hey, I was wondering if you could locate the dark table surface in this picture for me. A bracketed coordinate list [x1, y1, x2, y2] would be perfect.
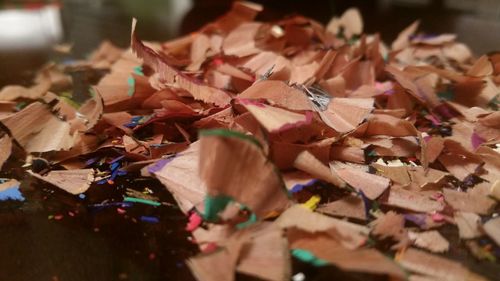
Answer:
[0, 1, 499, 281]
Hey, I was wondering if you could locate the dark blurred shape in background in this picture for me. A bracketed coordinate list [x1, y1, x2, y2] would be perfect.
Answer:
[0, 0, 499, 87]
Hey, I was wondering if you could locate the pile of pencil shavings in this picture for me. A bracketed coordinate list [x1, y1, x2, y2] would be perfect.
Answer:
[0, 2, 499, 281]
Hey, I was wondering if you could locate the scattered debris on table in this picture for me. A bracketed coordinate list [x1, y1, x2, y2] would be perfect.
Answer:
[0, 2, 499, 281]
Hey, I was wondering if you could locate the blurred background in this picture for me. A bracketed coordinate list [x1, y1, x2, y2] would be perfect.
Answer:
[0, 0, 500, 88]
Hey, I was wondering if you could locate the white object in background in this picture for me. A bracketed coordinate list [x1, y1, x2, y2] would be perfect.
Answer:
[0, 6, 62, 51]
[292, 272, 306, 281]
